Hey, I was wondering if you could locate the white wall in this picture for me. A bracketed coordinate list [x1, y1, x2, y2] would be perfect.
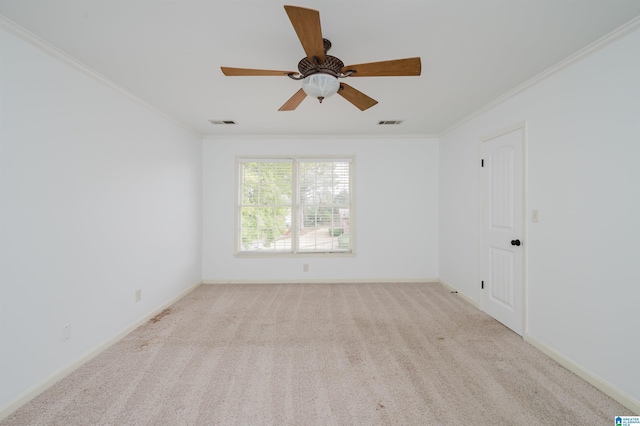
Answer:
[440, 28, 640, 405]
[0, 28, 202, 411]
[203, 137, 439, 283]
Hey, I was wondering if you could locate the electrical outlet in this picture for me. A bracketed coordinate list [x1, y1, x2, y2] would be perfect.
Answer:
[62, 323, 71, 342]
[135, 289, 142, 302]
[303, 264, 309, 272]
[532, 209, 539, 223]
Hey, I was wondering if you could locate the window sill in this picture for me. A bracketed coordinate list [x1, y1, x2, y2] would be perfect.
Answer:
[234, 251, 356, 258]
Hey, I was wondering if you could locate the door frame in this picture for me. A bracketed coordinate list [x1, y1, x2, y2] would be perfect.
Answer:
[478, 121, 528, 336]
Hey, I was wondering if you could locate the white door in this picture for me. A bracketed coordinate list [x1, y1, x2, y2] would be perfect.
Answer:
[481, 128, 524, 335]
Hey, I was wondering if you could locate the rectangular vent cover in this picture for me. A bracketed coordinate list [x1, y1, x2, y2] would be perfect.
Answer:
[209, 120, 237, 125]
[378, 120, 403, 125]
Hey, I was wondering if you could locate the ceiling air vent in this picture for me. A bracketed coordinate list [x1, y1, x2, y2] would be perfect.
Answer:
[378, 120, 403, 125]
[209, 120, 237, 125]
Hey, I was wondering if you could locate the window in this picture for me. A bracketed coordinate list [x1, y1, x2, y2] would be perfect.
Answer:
[237, 157, 353, 254]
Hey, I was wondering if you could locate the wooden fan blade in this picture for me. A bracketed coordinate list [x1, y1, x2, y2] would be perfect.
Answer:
[279, 88, 307, 111]
[337, 84, 378, 111]
[284, 5, 325, 63]
[221, 67, 298, 77]
[342, 57, 421, 77]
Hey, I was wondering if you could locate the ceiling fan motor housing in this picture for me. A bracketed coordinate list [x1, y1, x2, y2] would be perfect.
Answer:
[297, 55, 344, 78]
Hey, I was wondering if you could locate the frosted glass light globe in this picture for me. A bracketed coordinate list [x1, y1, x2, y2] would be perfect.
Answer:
[301, 73, 340, 102]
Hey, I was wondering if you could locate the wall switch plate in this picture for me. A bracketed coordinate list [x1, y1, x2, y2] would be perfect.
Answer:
[62, 323, 71, 342]
[135, 289, 142, 302]
[303, 264, 309, 272]
[532, 209, 539, 223]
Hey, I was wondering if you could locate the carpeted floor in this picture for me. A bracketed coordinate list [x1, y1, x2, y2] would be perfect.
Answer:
[2, 282, 633, 425]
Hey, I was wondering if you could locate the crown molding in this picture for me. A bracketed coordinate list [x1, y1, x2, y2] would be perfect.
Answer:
[0, 14, 202, 138]
[439, 15, 640, 137]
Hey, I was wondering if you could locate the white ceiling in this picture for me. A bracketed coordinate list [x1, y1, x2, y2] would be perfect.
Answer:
[2, 0, 640, 137]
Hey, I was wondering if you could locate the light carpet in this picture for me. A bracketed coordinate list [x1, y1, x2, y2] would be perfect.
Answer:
[2, 282, 633, 425]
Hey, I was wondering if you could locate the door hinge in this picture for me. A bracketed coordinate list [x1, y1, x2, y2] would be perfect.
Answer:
[481, 159, 484, 167]
[481, 280, 484, 289]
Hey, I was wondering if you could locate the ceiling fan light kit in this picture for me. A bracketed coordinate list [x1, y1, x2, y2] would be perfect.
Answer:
[301, 73, 340, 102]
[221, 5, 421, 111]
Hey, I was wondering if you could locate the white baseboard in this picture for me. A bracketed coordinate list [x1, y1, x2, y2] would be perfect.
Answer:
[525, 335, 639, 415]
[0, 280, 202, 422]
[201, 278, 439, 285]
[437, 279, 479, 308]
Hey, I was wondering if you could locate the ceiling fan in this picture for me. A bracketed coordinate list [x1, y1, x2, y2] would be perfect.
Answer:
[221, 5, 422, 111]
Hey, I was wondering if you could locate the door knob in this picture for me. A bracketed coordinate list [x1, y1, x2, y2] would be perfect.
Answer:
[511, 239, 521, 246]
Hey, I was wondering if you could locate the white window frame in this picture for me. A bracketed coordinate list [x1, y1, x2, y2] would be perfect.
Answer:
[235, 156, 355, 256]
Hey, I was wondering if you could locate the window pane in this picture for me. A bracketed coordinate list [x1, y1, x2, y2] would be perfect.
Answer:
[333, 162, 350, 205]
[240, 162, 291, 206]
[241, 163, 260, 205]
[260, 162, 292, 205]
[298, 206, 350, 252]
[240, 206, 292, 251]
[297, 161, 351, 252]
[299, 161, 350, 206]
